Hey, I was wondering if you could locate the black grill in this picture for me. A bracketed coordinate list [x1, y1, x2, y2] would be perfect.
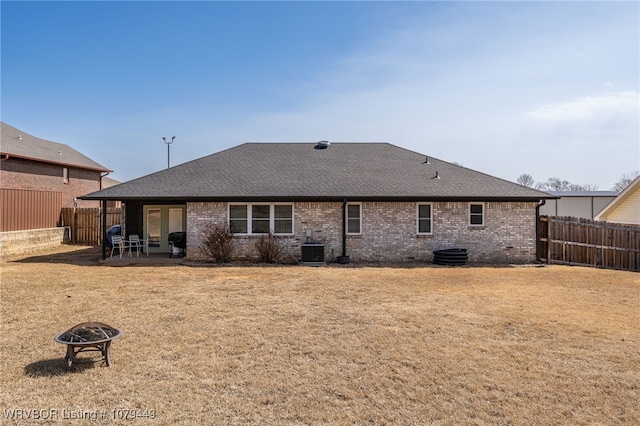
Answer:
[168, 232, 186, 248]
[168, 232, 186, 257]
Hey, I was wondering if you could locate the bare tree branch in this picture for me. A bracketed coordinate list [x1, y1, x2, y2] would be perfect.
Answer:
[612, 171, 640, 192]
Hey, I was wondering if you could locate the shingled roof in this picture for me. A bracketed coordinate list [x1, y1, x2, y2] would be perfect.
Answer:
[81, 142, 550, 201]
[1, 122, 110, 172]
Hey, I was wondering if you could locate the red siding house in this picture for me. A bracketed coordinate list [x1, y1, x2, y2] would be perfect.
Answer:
[1, 122, 111, 232]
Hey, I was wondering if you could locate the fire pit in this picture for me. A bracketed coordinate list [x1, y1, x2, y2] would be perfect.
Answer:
[54, 322, 121, 371]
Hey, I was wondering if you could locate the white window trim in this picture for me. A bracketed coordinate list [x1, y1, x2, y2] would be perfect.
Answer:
[469, 202, 485, 227]
[346, 202, 362, 235]
[416, 203, 433, 235]
[228, 203, 294, 235]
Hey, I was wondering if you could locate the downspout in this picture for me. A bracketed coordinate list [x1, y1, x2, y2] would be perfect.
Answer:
[535, 199, 546, 262]
[1, 154, 9, 162]
[100, 171, 110, 190]
[342, 199, 347, 257]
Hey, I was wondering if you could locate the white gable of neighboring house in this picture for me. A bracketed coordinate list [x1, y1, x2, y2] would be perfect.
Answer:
[594, 177, 640, 225]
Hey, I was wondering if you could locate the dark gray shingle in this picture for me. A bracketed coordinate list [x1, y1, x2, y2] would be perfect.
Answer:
[82, 142, 551, 201]
[1, 122, 110, 172]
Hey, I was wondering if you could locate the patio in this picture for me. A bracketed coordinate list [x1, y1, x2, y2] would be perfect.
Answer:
[102, 252, 185, 266]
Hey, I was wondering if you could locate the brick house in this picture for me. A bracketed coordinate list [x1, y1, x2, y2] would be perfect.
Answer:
[1, 122, 111, 232]
[81, 142, 551, 263]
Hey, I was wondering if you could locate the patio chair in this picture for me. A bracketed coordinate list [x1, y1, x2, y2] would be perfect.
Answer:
[109, 235, 130, 258]
[128, 234, 146, 257]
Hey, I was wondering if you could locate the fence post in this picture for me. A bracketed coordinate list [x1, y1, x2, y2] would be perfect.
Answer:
[72, 207, 77, 244]
[547, 216, 552, 263]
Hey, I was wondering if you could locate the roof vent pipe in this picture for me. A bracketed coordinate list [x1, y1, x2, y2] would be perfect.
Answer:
[314, 140, 330, 150]
[423, 156, 430, 164]
[432, 171, 440, 179]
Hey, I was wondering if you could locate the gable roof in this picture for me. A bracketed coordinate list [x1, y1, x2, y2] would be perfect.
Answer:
[594, 176, 640, 222]
[102, 176, 121, 188]
[81, 142, 551, 201]
[0, 122, 110, 172]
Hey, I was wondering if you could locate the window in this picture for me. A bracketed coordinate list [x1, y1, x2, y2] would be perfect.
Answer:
[251, 205, 270, 234]
[229, 205, 248, 233]
[63, 167, 69, 184]
[417, 203, 432, 234]
[274, 205, 293, 234]
[229, 203, 293, 235]
[347, 203, 361, 235]
[469, 203, 484, 226]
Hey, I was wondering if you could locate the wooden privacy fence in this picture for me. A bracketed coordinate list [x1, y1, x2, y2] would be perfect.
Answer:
[539, 216, 640, 272]
[59, 207, 121, 245]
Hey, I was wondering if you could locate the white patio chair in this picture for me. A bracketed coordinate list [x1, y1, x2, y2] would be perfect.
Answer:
[109, 235, 130, 258]
[128, 234, 146, 257]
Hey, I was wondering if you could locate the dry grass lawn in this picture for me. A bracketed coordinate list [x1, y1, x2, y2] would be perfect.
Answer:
[1, 246, 638, 425]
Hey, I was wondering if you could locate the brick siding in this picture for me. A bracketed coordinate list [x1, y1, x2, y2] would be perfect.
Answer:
[186, 201, 538, 264]
[0, 157, 101, 208]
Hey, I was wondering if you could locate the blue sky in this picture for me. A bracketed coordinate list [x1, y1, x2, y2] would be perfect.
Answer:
[2, 1, 638, 190]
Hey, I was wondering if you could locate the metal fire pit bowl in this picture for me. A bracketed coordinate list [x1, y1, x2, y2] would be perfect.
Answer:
[54, 322, 121, 371]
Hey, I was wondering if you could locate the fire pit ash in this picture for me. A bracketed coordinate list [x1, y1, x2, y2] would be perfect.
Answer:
[54, 322, 121, 371]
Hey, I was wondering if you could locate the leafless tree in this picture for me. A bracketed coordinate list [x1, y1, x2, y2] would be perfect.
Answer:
[535, 177, 598, 191]
[516, 173, 535, 187]
[612, 171, 640, 192]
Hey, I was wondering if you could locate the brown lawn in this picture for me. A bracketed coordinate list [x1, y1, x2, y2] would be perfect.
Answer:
[1, 246, 638, 425]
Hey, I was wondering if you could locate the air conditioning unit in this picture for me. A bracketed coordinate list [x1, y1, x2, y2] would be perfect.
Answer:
[301, 243, 325, 265]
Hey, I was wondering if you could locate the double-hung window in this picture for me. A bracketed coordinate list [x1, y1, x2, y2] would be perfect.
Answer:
[417, 203, 432, 234]
[229, 205, 248, 233]
[469, 203, 484, 226]
[229, 203, 293, 235]
[346, 203, 361, 235]
[251, 205, 270, 234]
[274, 205, 293, 234]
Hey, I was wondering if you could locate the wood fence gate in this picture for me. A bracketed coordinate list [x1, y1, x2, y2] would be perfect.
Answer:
[59, 207, 121, 245]
[538, 216, 640, 272]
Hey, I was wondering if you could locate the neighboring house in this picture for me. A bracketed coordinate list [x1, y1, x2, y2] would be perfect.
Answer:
[101, 176, 122, 208]
[539, 191, 618, 220]
[81, 142, 552, 263]
[594, 176, 640, 225]
[0, 122, 111, 232]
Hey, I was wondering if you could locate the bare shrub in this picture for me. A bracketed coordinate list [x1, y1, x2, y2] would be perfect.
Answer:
[200, 222, 234, 263]
[255, 232, 282, 263]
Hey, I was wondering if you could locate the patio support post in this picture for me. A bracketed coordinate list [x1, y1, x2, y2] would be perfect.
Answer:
[101, 199, 107, 260]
